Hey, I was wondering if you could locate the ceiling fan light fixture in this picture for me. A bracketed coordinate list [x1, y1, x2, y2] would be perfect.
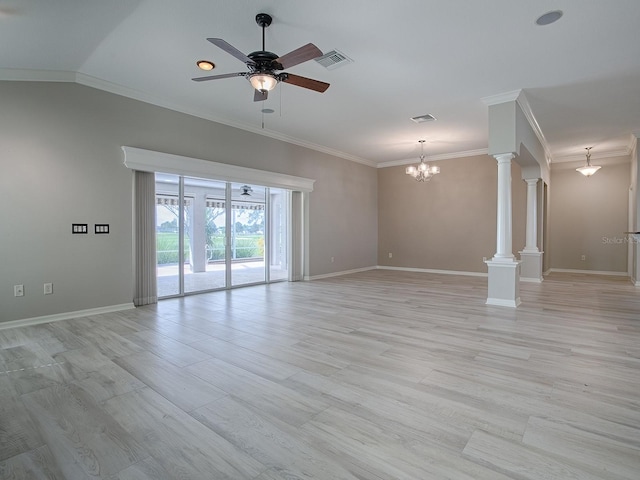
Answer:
[576, 147, 601, 177]
[249, 73, 278, 92]
[196, 60, 215, 71]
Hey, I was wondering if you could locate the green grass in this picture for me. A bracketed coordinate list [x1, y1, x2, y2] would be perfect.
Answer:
[156, 232, 263, 264]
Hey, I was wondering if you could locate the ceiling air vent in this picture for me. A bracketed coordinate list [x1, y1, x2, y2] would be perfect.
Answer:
[314, 50, 353, 70]
[410, 114, 437, 124]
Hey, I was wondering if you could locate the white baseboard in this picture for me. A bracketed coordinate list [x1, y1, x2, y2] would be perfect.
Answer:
[486, 297, 522, 308]
[305, 266, 377, 281]
[0, 303, 135, 331]
[520, 277, 543, 283]
[548, 268, 629, 277]
[377, 265, 488, 277]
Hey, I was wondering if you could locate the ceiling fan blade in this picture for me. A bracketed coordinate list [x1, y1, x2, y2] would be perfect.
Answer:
[207, 38, 254, 64]
[254, 89, 268, 102]
[281, 73, 330, 93]
[192, 72, 246, 82]
[274, 43, 322, 70]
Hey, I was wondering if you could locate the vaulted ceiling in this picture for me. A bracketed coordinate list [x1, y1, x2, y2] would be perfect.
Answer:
[2, 0, 639, 166]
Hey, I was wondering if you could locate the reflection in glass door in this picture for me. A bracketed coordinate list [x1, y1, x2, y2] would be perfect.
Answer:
[231, 183, 266, 286]
[183, 177, 227, 293]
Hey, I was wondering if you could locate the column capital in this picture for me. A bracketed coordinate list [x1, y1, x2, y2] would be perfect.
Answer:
[493, 152, 515, 163]
[524, 178, 540, 186]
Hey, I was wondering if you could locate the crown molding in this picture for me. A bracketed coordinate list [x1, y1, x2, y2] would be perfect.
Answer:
[515, 91, 553, 165]
[377, 148, 488, 168]
[553, 146, 634, 163]
[0, 68, 377, 168]
[481, 89, 522, 106]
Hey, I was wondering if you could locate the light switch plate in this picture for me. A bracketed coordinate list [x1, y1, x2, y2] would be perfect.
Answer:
[72, 223, 88, 234]
[95, 224, 110, 234]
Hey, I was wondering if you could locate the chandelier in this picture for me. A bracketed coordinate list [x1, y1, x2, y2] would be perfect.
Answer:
[406, 140, 440, 182]
[576, 147, 601, 177]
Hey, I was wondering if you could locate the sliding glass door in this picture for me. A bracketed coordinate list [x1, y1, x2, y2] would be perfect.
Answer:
[155, 174, 289, 298]
[231, 183, 266, 286]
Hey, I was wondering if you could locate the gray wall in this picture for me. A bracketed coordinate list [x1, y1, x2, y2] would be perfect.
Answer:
[0, 81, 378, 322]
[549, 158, 630, 272]
[377, 154, 526, 273]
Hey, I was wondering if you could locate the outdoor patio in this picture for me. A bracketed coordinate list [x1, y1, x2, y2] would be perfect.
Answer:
[157, 260, 288, 297]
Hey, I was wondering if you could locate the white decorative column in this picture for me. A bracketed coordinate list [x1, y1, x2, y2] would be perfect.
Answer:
[519, 178, 544, 282]
[486, 153, 521, 307]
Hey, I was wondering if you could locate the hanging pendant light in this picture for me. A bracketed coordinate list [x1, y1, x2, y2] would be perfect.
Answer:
[576, 147, 601, 177]
[406, 140, 440, 182]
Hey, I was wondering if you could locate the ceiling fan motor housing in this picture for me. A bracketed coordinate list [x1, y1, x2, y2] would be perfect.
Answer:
[255, 13, 273, 28]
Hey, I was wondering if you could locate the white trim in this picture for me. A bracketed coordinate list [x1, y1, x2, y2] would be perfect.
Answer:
[305, 266, 377, 281]
[0, 68, 376, 167]
[377, 265, 488, 277]
[122, 146, 315, 192]
[377, 148, 489, 168]
[548, 268, 629, 277]
[515, 92, 553, 165]
[553, 149, 633, 164]
[520, 277, 543, 283]
[0, 303, 135, 331]
[486, 297, 522, 308]
[481, 90, 522, 106]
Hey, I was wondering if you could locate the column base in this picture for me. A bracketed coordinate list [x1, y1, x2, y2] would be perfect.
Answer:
[519, 250, 544, 283]
[485, 259, 521, 308]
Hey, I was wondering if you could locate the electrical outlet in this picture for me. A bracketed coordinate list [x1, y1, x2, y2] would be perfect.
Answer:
[14, 284, 24, 297]
[44, 283, 53, 295]
[331, 256, 335, 263]
[388, 252, 393, 258]
[581, 255, 586, 261]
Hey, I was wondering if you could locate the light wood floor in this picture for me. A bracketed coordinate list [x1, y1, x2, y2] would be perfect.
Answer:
[1, 270, 639, 479]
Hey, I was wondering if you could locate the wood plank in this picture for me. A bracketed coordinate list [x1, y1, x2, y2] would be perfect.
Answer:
[522, 416, 640, 479]
[123, 329, 212, 367]
[0, 391, 43, 462]
[22, 383, 148, 478]
[0, 445, 66, 480]
[462, 429, 607, 480]
[186, 357, 330, 427]
[192, 395, 359, 479]
[104, 387, 265, 479]
[113, 351, 226, 412]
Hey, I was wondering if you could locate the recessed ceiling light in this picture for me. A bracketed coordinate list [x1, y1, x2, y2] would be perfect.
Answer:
[196, 60, 215, 71]
[536, 10, 563, 26]
[261, 108, 275, 114]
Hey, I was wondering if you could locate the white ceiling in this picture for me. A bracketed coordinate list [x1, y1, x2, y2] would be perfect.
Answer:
[2, 0, 639, 166]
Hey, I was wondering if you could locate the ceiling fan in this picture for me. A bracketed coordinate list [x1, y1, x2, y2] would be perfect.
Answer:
[192, 13, 330, 102]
